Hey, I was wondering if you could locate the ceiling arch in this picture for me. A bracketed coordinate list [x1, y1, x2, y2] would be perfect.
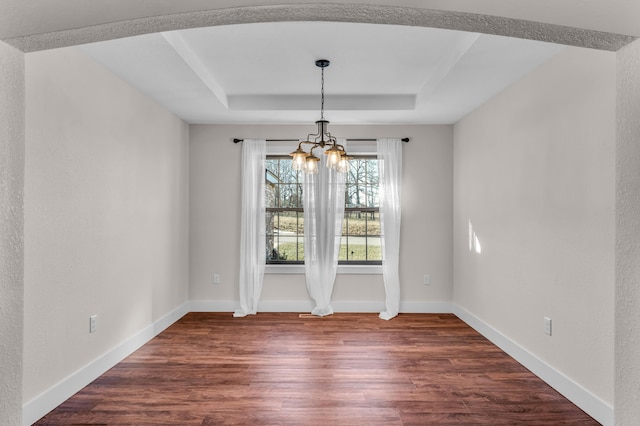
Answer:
[4, 3, 635, 53]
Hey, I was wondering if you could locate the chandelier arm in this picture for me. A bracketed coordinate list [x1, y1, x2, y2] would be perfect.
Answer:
[306, 131, 321, 141]
[299, 140, 317, 149]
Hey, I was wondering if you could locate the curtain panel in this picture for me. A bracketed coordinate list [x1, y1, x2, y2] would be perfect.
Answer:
[377, 139, 403, 320]
[234, 139, 267, 317]
[303, 140, 347, 316]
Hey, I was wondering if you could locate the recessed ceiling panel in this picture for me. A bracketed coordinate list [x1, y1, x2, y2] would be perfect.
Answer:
[77, 21, 564, 124]
[178, 21, 471, 95]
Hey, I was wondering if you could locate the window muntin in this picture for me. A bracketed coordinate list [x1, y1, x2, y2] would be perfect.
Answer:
[265, 155, 381, 265]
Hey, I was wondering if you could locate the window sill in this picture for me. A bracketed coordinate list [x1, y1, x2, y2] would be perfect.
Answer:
[265, 264, 382, 275]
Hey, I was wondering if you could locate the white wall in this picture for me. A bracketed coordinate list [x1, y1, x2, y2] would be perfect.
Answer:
[0, 41, 25, 426]
[615, 38, 640, 425]
[24, 47, 190, 404]
[189, 124, 452, 312]
[453, 45, 615, 408]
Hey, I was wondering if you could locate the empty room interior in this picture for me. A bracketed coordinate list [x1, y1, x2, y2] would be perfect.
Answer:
[2, 2, 640, 425]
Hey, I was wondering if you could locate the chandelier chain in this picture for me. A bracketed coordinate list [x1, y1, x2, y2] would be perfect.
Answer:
[320, 66, 325, 121]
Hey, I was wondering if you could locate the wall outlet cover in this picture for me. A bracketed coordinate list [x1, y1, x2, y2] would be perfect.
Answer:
[544, 317, 552, 336]
[89, 315, 97, 333]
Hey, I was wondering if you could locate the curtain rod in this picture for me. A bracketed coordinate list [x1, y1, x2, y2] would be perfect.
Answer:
[233, 138, 409, 143]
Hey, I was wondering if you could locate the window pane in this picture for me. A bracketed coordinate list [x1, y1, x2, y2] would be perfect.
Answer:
[345, 184, 355, 208]
[338, 236, 348, 261]
[265, 183, 277, 208]
[279, 158, 294, 179]
[277, 184, 295, 208]
[367, 185, 379, 208]
[363, 184, 371, 208]
[266, 159, 279, 177]
[366, 159, 379, 183]
[278, 211, 297, 233]
[266, 210, 276, 260]
[367, 236, 382, 261]
[347, 211, 366, 236]
[297, 211, 305, 235]
[277, 238, 303, 262]
[345, 236, 367, 261]
[367, 211, 381, 236]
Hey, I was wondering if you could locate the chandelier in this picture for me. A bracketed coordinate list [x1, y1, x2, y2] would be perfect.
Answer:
[290, 59, 350, 174]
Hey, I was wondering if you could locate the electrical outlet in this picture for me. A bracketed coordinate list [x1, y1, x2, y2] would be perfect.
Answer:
[90, 315, 97, 333]
[213, 273, 221, 284]
[544, 317, 552, 336]
[423, 275, 431, 285]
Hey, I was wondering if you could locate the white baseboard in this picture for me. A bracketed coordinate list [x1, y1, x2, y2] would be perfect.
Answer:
[452, 304, 613, 426]
[153, 303, 189, 334]
[188, 299, 239, 313]
[400, 301, 453, 313]
[22, 302, 189, 426]
[188, 299, 453, 314]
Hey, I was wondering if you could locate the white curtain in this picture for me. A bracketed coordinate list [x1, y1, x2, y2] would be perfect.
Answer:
[234, 139, 267, 317]
[303, 140, 346, 316]
[377, 139, 403, 320]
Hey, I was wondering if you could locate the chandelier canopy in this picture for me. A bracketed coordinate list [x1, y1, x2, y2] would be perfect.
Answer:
[290, 59, 350, 174]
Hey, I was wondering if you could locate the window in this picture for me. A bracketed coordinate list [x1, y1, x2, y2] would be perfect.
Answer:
[265, 155, 381, 265]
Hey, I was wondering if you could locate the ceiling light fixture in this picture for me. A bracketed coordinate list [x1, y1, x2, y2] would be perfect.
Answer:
[290, 59, 350, 175]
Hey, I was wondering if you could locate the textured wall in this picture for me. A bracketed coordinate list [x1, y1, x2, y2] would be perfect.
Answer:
[24, 46, 189, 404]
[615, 38, 640, 426]
[0, 41, 25, 426]
[189, 124, 453, 310]
[453, 46, 616, 408]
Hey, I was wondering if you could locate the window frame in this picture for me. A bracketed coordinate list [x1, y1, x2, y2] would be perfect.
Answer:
[265, 155, 305, 264]
[340, 155, 382, 266]
[264, 146, 383, 275]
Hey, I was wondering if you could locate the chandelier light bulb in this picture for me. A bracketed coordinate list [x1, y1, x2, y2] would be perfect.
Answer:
[325, 146, 342, 169]
[290, 147, 308, 171]
[305, 155, 320, 174]
[337, 154, 351, 173]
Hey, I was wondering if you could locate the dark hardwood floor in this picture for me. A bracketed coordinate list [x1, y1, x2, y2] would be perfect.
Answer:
[35, 313, 599, 425]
